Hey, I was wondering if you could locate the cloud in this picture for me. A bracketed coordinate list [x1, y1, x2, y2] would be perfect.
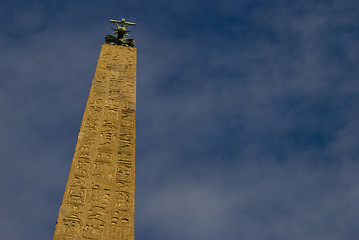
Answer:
[134, 1, 359, 239]
[0, 0, 358, 239]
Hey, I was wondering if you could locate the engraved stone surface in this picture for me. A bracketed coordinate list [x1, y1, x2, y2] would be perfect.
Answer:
[54, 44, 136, 240]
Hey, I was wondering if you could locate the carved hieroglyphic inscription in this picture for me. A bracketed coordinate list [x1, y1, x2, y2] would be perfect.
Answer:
[54, 45, 136, 240]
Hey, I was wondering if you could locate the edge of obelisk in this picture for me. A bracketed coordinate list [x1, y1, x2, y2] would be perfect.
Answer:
[101, 44, 137, 52]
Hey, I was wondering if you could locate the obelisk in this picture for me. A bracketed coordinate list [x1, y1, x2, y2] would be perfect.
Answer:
[54, 19, 136, 240]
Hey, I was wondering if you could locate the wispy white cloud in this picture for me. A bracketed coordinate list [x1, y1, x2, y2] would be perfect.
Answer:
[0, 0, 358, 239]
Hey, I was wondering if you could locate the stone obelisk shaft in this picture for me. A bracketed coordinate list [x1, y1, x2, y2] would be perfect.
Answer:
[54, 44, 136, 240]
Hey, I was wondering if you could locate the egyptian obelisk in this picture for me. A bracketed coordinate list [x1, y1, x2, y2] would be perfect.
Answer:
[53, 19, 136, 240]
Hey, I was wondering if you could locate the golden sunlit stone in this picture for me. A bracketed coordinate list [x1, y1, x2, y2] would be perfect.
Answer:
[53, 44, 136, 240]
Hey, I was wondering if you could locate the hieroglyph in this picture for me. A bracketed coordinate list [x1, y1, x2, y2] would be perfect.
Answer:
[54, 44, 136, 240]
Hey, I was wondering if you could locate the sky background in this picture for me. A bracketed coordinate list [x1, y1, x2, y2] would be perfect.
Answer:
[1, 0, 359, 239]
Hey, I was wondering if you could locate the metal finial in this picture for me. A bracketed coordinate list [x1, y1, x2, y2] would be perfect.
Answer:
[105, 18, 136, 47]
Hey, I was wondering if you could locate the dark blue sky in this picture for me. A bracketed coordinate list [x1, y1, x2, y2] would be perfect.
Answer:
[1, 0, 359, 239]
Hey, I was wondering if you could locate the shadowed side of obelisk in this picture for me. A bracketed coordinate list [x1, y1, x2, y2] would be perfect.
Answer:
[53, 44, 136, 240]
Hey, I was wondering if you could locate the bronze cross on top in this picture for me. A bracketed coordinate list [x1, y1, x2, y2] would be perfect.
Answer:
[110, 18, 136, 27]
